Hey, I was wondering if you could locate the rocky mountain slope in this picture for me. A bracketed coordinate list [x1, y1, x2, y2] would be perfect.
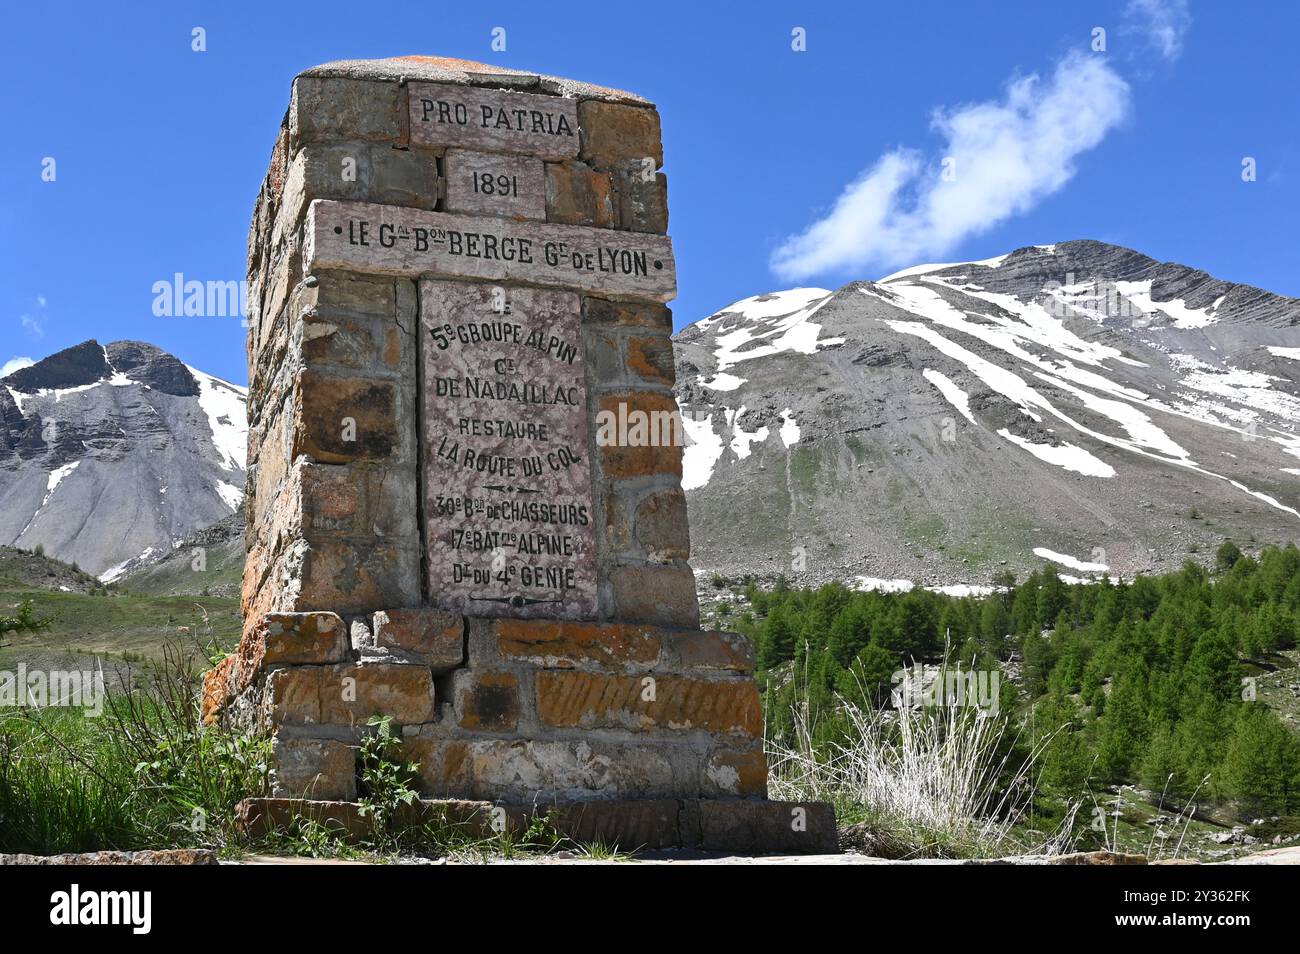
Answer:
[674, 240, 1300, 588]
[113, 512, 244, 598]
[0, 340, 247, 578]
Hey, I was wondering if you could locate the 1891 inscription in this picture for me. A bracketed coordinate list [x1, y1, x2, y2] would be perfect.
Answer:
[442, 148, 545, 220]
[420, 281, 597, 619]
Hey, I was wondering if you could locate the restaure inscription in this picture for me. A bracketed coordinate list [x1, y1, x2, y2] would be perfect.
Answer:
[306, 199, 677, 302]
[442, 148, 545, 221]
[408, 83, 579, 159]
[420, 280, 597, 620]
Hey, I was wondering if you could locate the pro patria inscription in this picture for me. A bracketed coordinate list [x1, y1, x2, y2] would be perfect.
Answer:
[419, 281, 597, 619]
[408, 83, 579, 159]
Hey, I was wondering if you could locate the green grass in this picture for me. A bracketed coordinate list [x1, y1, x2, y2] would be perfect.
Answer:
[903, 514, 946, 548]
[0, 636, 269, 855]
[790, 446, 821, 496]
[0, 587, 241, 663]
[117, 542, 244, 598]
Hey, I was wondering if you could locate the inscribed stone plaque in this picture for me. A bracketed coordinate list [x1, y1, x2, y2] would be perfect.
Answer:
[408, 82, 579, 159]
[420, 280, 597, 619]
[306, 199, 676, 301]
[442, 148, 545, 220]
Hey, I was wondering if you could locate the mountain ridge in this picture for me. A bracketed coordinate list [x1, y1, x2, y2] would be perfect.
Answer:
[0, 339, 247, 577]
[673, 239, 1300, 588]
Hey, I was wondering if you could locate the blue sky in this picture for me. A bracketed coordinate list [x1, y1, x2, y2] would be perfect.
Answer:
[1, 0, 1296, 386]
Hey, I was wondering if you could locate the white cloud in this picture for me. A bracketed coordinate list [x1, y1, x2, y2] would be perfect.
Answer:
[1123, 0, 1191, 62]
[771, 52, 1131, 281]
[1, 356, 35, 377]
[20, 314, 44, 338]
[36, 295, 47, 308]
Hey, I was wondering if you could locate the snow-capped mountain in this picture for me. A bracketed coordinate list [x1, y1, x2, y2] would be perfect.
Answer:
[674, 240, 1300, 588]
[0, 339, 247, 578]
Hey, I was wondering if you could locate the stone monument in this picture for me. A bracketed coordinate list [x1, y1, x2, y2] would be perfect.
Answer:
[204, 55, 836, 853]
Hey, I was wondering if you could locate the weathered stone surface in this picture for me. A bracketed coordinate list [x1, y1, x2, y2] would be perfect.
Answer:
[442, 149, 545, 220]
[604, 492, 633, 553]
[633, 489, 691, 562]
[319, 662, 437, 725]
[0, 850, 220, 866]
[420, 281, 597, 620]
[613, 166, 669, 234]
[609, 564, 700, 627]
[300, 55, 652, 106]
[201, 656, 236, 726]
[545, 161, 615, 227]
[409, 737, 695, 801]
[298, 459, 418, 540]
[669, 630, 755, 672]
[1048, 851, 1148, 865]
[296, 538, 421, 615]
[269, 661, 436, 726]
[582, 296, 672, 332]
[292, 370, 398, 463]
[233, 795, 838, 855]
[453, 670, 520, 731]
[267, 666, 323, 725]
[578, 101, 663, 169]
[625, 335, 675, 387]
[408, 83, 579, 159]
[305, 200, 677, 302]
[704, 747, 768, 797]
[271, 735, 357, 800]
[697, 800, 839, 854]
[596, 392, 683, 480]
[486, 618, 662, 668]
[263, 612, 350, 665]
[536, 672, 761, 735]
[291, 76, 403, 145]
[303, 271, 398, 317]
[373, 608, 464, 670]
[279, 143, 440, 241]
[582, 328, 622, 382]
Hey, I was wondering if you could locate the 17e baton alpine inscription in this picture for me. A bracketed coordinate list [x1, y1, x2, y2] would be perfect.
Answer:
[306, 199, 677, 302]
[420, 281, 597, 619]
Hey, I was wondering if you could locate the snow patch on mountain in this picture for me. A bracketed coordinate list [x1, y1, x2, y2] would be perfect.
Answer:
[778, 409, 800, 447]
[1112, 280, 1219, 328]
[681, 412, 724, 491]
[923, 368, 976, 423]
[726, 407, 768, 460]
[1033, 547, 1109, 573]
[702, 288, 843, 373]
[189, 366, 248, 475]
[701, 372, 746, 391]
[997, 429, 1116, 478]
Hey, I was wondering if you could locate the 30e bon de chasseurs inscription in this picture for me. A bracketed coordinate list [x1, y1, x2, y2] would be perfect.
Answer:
[420, 281, 597, 619]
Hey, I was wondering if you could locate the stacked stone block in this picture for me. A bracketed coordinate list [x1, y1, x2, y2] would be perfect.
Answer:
[206, 57, 831, 849]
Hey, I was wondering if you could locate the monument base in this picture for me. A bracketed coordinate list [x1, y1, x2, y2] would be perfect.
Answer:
[205, 611, 837, 854]
[236, 796, 839, 855]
